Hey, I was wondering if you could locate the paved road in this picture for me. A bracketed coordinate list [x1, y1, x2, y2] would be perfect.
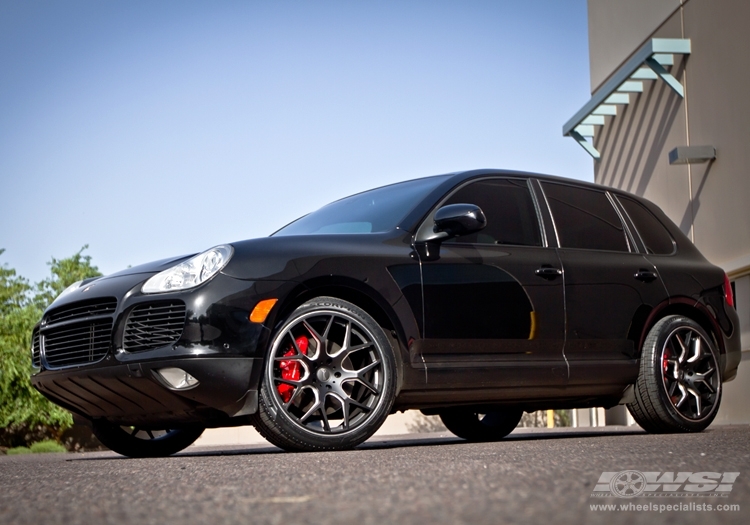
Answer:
[1, 425, 748, 525]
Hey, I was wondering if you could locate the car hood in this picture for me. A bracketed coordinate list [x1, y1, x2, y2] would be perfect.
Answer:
[100, 254, 196, 280]
[222, 232, 406, 281]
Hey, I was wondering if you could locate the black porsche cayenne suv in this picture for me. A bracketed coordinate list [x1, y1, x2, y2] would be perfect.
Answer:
[30, 169, 741, 456]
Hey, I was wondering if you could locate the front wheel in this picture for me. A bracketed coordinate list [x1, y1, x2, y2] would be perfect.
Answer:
[627, 315, 722, 433]
[92, 421, 204, 457]
[253, 296, 397, 452]
[439, 408, 522, 441]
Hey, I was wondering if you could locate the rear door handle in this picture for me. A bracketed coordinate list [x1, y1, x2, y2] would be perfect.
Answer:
[634, 269, 658, 282]
[535, 266, 563, 280]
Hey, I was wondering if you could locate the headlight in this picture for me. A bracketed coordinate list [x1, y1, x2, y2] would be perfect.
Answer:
[142, 245, 233, 294]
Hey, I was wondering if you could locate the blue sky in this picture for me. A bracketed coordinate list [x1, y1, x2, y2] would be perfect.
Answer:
[0, 0, 593, 284]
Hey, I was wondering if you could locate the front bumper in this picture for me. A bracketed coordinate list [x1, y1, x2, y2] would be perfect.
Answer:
[32, 357, 261, 427]
[30, 271, 298, 427]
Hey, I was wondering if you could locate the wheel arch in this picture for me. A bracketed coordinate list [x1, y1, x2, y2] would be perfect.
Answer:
[635, 298, 725, 358]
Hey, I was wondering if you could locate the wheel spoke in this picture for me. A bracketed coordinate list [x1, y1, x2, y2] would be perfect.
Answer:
[298, 394, 322, 424]
[276, 376, 307, 387]
[283, 384, 306, 409]
[320, 315, 334, 342]
[344, 320, 352, 350]
[350, 359, 381, 394]
[668, 358, 680, 379]
[687, 386, 702, 416]
[347, 397, 372, 413]
[299, 320, 325, 360]
[290, 333, 304, 354]
[331, 393, 349, 430]
[693, 367, 715, 393]
[687, 335, 702, 363]
[319, 396, 332, 432]
[355, 375, 379, 395]
[274, 354, 309, 363]
[667, 381, 678, 397]
[673, 333, 688, 364]
[352, 359, 381, 376]
[146, 430, 155, 440]
[675, 383, 688, 408]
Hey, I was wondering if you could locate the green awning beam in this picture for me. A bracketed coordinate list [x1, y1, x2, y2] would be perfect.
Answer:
[563, 38, 691, 159]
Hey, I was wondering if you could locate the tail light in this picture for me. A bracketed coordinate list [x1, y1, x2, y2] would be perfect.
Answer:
[723, 273, 734, 308]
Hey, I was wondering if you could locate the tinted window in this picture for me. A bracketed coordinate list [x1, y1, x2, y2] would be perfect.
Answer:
[542, 183, 628, 251]
[274, 175, 450, 236]
[443, 178, 541, 246]
[618, 196, 675, 255]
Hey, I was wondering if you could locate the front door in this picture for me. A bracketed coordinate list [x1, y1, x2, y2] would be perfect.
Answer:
[414, 178, 567, 396]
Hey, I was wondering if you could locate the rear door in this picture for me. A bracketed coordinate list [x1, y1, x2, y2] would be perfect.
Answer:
[539, 181, 668, 393]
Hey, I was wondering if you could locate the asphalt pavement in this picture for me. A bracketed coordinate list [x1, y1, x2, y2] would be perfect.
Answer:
[1, 425, 748, 525]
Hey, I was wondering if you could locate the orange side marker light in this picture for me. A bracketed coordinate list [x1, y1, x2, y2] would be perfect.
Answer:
[249, 298, 278, 323]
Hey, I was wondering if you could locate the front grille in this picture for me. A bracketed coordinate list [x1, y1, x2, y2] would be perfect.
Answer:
[31, 329, 41, 368]
[40, 297, 117, 368]
[123, 301, 187, 352]
[43, 320, 113, 367]
[46, 297, 117, 324]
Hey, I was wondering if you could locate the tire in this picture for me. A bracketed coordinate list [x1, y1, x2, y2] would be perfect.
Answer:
[252, 296, 397, 452]
[439, 408, 522, 441]
[92, 420, 204, 458]
[627, 315, 722, 433]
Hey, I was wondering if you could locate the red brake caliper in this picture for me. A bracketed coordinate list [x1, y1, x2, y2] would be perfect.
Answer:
[277, 336, 309, 403]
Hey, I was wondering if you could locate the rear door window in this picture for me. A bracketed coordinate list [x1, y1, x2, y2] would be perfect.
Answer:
[617, 196, 676, 255]
[541, 182, 629, 252]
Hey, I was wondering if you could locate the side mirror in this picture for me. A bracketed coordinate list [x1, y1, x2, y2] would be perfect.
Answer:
[413, 203, 487, 261]
[433, 203, 487, 238]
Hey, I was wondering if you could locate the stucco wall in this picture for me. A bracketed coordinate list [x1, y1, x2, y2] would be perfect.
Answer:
[588, 0, 680, 91]
[586, 0, 750, 424]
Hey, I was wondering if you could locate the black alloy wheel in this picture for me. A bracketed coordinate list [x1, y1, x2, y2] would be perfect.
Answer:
[439, 408, 523, 441]
[92, 420, 204, 457]
[628, 315, 722, 433]
[253, 297, 396, 452]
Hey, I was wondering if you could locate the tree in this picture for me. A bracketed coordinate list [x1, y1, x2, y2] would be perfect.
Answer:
[34, 246, 101, 309]
[0, 249, 31, 315]
[0, 247, 101, 447]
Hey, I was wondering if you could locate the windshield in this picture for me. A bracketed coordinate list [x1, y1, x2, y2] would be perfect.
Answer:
[273, 175, 450, 236]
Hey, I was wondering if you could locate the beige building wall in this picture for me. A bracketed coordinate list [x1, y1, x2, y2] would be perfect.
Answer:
[586, 0, 750, 423]
[588, 0, 681, 91]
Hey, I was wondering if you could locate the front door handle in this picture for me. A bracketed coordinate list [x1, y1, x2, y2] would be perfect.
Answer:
[535, 266, 563, 280]
[634, 269, 658, 282]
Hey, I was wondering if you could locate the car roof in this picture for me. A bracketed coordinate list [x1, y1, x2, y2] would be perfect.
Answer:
[397, 168, 646, 233]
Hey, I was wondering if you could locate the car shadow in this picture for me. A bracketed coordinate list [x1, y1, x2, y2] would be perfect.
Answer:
[65, 425, 651, 461]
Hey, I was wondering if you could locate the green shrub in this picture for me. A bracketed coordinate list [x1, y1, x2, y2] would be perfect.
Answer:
[29, 440, 66, 453]
[6, 446, 32, 455]
[1, 247, 100, 448]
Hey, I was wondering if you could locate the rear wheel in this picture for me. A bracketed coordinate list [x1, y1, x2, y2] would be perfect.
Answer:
[253, 296, 397, 451]
[92, 420, 204, 457]
[627, 315, 722, 433]
[439, 408, 522, 441]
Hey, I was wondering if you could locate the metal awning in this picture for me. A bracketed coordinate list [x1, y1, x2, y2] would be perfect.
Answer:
[563, 38, 691, 159]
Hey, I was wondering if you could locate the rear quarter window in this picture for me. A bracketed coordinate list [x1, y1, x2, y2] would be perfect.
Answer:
[617, 196, 676, 255]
